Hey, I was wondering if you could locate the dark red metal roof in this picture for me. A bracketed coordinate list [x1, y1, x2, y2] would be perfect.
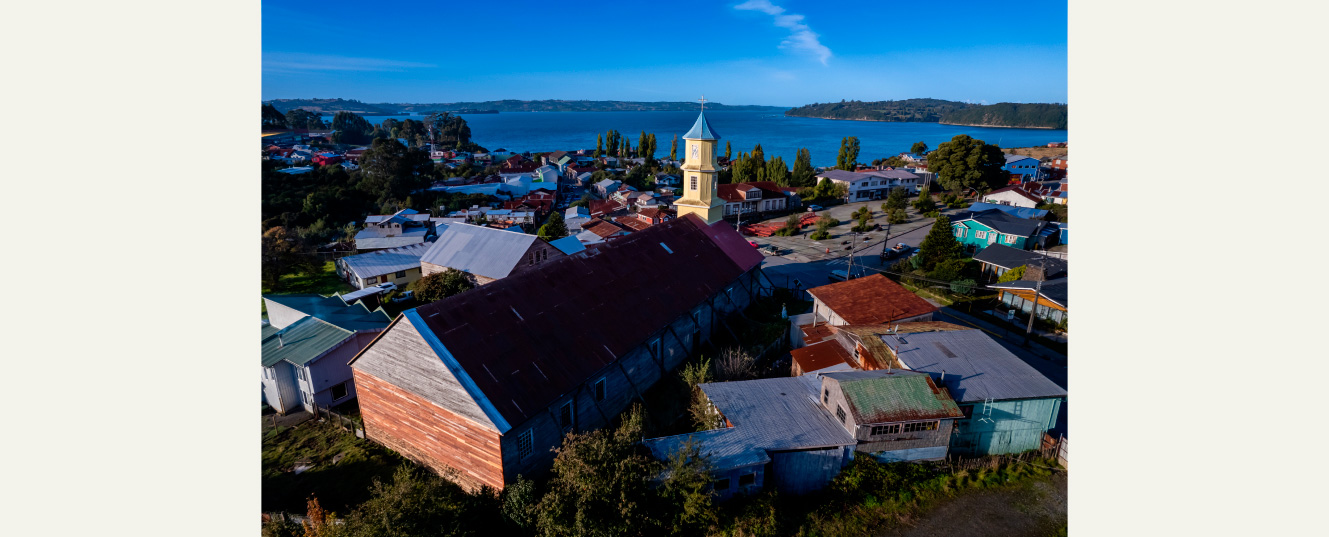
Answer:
[410, 215, 758, 425]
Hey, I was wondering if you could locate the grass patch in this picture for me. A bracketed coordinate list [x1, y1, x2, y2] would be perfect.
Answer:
[262, 260, 355, 296]
[262, 417, 407, 514]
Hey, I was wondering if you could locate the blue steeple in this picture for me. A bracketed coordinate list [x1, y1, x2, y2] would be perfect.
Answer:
[683, 110, 720, 141]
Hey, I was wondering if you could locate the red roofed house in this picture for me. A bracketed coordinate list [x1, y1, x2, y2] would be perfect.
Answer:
[806, 274, 938, 327]
[349, 215, 769, 491]
[717, 181, 787, 219]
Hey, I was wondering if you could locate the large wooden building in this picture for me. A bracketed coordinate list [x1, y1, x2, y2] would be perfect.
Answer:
[349, 215, 768, 490]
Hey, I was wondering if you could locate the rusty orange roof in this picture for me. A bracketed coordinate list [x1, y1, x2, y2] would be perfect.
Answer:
[806, 274, 938, 325]
[800, 323, 837, 345]
[791, 340, 851, 374]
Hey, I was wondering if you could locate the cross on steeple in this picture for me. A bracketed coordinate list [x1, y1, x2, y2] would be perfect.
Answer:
[698, 95, 707, 111]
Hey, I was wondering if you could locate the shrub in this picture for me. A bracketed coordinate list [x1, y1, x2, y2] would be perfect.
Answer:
[950, 278, 977, 295]
[887, 209, 907, 225]
[924, 210, 941, 218]
[809, 230, 831, 241]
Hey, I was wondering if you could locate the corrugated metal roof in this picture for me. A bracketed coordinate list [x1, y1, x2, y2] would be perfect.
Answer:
[971, 244, 1068, 276]
[960, 209, 1047, 238]
[988, 277, 1068, 308]
[886, 329, 1067, 403]
[824, 370, 964, 423]
[403, 214, 761, 426]
[261, 316, 353, 367]
[644, 375, 854, 471]
[420, 222, 537, 280]
[815, 169, 866, 182]
[547, 236, 586, 255]
[791, 339, 851, 373]
[967, 202, 1049, 220]
[682, 111, 720, 141]
[262, 294, 392, 332]
[339, 242, 431, 279]
[807, 274, 938, 325]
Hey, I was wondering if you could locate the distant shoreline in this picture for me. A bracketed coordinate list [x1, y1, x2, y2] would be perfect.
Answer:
[787, 115, 1061, 130]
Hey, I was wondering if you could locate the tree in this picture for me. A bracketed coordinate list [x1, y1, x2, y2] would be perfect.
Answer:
[910, 141, 929, 155]
[284, 108, 326, 130]
[646, 133, 657, 161]
[836, 136, 860, 171]
[724, 140, 732, 160]
[536, 405, 662, 537]
[791, 147, 816, 187]
[670, 134, 678, 162]
[929, 134, 1007, 192]
[357, 138, 434, 204]
[261, 226, 317, 290]
[913, 185, 936, 213]
[334, 465, 502, 537]
[638, 131, 649, 159]
[424, 112, 472, 148]
[331, 111, 374, 145]
[656, 440, 717, 534]
[537, 211, 569, 241]
[411, 268, 474, 302]
[594, 134, 603, 157]
[888, 208, 907, 224]
[884, 186, 908, 211]
[927, 258, 967, 282]
[749, 144, 766, 172]
[262, 103, 287, 129]
[916, 214, 962, 272]
[997, 265, 1027, 283]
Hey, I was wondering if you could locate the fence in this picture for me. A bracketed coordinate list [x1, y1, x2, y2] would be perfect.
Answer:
[312, 403, 365, 439]
[940, 435, 1068, 472]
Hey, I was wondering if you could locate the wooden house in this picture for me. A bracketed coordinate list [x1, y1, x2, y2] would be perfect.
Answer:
[419, 222, 566, 286]
[261, 295, 391, 414]
[349, 215, 769, 491]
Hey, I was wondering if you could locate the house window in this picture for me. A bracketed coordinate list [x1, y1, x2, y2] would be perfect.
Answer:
[594, 378, 606, 402]
[823, 388, 829, 404]
[1005, 235, 1016, 244]
[738, 473, 756, 487]
[330, 382, 348, 401]
[395, 270, 406, 278]
[953, 227, 965, 238]
[366, 276, 378, 284]
[903, 421, 939, 433]
[975, 231, 987, 239]
[715, 478, 731, 491]
[691, 175, 698, 191]
[560, 401, 574, 429]
[836, 405, 846, 424]
[871, 424, 901, 436]
[296, 367, 306, 381]
[517, 429, 533, 460]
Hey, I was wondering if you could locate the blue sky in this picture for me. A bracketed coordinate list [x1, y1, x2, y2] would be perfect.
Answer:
[262, 0, 1067, 106]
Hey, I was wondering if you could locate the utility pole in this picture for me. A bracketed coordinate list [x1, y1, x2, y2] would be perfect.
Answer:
[1022, 257, 1047, 345]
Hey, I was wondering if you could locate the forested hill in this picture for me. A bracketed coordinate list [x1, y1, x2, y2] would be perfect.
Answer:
[785, 99, 1067, 128]
[939, 103, 1068, 129]
[784, 99, 974, 122]
[264, 98, 787, 114]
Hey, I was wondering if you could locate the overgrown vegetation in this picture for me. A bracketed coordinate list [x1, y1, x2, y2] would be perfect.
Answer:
[409, 268, 475, 303]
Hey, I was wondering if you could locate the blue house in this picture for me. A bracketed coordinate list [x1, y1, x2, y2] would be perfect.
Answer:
[1002, 154, 1043, 181]
[261, 294, 391, 414]
[952, 209, 1052, 252]
[874, 324, 1067, 456]
[967, 202, 1049, 221]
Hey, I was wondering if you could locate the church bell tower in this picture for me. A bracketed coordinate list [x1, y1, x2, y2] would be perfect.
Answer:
[674, 96, 725, 225]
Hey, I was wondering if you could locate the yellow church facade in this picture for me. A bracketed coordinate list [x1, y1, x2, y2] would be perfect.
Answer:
[673, 111, 726, 225]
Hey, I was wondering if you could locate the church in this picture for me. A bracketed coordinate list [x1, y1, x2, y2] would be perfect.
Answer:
[348, 109, 775, 490]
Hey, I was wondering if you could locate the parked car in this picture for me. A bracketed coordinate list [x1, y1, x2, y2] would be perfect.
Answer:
[748, 241, 760, 248]
[880, 242, 913, 260]
[390, 290, 414, 303]
[374, 282, 398, 293]
[806, 204, 824, 212]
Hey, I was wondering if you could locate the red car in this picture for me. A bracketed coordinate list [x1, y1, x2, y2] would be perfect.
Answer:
[748, 241, 759, 248]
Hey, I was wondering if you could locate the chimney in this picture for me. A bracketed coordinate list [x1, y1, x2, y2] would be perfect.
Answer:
[277, 332, 284, 348]
[940, 369, 946, 384]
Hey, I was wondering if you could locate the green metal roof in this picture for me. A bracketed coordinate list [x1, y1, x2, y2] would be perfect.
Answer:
[683, 111, 720, 141]
[261, 316, 354, 367]
[262, 294, 392, 331]
[827, 370, 965, 424]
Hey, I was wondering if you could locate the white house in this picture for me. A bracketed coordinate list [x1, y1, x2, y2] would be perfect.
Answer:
[981, 185, 1044, 209]
[816, 169, 920, 201]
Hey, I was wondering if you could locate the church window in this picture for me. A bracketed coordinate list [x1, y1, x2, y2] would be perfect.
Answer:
[691, 176, 698, 190]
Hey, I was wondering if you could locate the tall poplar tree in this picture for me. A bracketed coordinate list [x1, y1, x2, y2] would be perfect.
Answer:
[595, 134, 603, 157]
[670, 135, 678, 162]
[791, 147, 816, 187]
[724, 141, 732, 160]
[836, 136, 861, 171]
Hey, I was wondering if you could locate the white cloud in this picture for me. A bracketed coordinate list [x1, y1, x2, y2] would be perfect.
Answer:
[263, 53, 435, 73]
[734, 0, 832, 65]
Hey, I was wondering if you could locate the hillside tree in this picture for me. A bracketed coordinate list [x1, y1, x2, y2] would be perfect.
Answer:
[929, 134, 1007, 192]
[261, 103, 287, 129]
[911, 141, 929, 155]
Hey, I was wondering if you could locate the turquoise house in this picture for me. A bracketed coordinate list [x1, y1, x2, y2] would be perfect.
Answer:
[884, 326, 1066, 456]
[952, 209, 1051, 252]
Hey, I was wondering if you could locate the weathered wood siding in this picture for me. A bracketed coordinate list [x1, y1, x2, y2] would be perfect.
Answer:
[951, 398, 1063, 456]
[355, 370, 505, 491]
[854, 419, 954, 456]
[771, 448, 846, 495]
[819, 377, 858, 433]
